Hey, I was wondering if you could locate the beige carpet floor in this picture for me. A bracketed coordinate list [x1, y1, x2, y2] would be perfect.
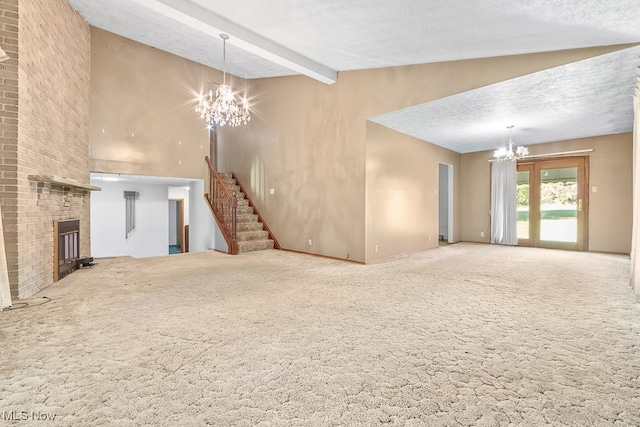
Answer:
[1, 243, 639, 426]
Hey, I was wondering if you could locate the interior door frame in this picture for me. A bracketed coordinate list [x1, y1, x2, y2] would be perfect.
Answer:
[517, 156, 589, 251]
[169, 198, 185, 253]
[438, 162, 454, 243]
[516, 163, 534, 247]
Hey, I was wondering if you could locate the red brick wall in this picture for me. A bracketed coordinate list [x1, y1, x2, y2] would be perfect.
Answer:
[0, 0, 91, 298]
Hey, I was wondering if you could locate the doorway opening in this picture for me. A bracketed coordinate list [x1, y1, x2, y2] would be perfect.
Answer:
[517, 157, 588, 250]
[169, 198, 185, 254]
[438, 163, 454, 245]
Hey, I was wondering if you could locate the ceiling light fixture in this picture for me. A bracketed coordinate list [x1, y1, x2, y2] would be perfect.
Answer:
[196, 34, 250, 128]
[493, 125, 528, 161]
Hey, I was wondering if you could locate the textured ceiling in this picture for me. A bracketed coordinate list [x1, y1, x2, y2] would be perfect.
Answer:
[186, 0, 640, 72]
[68, 0, 640, 153]
[371, 46, 640, 153]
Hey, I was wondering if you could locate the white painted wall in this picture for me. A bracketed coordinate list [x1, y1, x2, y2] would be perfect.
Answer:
[214, 222, 228, 253]
[90, 176, 217, 257]
[188, 180, 217, 252]
[90, 180, 169, 258]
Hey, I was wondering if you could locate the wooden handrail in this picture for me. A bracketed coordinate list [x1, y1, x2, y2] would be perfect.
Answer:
[205, 156, 235, 201]
[231, 172, 281, 250]
[204, 156, 237, 255]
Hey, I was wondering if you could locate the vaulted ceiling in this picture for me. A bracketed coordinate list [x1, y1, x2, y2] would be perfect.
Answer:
[68, 0, 640, 153]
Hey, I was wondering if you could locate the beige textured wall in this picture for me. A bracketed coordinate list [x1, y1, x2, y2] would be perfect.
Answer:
[460, 151, 493, 243]
[365, 122, 461, 262]
[220, 46, 624, 262]
[218, 74, 368, 260]
[460, 133, 633, 254]
[5, 0, 91, 297]
[86, 27, 631, 262]
[89, 28, 214, 180]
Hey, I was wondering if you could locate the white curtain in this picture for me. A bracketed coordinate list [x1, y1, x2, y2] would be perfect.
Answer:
[630, 70, 640, 303]
[491, 160, 518, 245]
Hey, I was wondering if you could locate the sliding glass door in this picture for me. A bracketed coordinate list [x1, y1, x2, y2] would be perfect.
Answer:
[516, 166, 532, 245]
[516, 157, 588, 250]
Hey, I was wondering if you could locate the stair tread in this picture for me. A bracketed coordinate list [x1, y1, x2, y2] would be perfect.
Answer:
[212, 172, 274, 254]
[236, 206, 254, 214]
[238, 239, 274, 253]
[238, 239, 273, 246]
[236, 213, 258, 222]
[237, 230, 269, 241]
[237, 223, 264, 231]
[237, 229, 268, 235]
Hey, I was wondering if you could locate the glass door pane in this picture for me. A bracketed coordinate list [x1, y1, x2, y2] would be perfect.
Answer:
[539, 167, 578, 243]
[516, 170, 530, 240]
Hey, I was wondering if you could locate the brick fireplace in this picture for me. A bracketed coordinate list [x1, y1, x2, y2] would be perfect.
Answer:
[0, 0, 91, 298]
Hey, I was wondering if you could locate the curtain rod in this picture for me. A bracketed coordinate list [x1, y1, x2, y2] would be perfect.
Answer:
[487, 148, 594, 163]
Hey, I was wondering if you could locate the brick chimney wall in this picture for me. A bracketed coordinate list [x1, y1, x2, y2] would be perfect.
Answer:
[0, 0, 20, 298]
[0, 0, 91, 298]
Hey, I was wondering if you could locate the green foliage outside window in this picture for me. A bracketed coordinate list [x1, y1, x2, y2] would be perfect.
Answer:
[516, 181, 577, 208]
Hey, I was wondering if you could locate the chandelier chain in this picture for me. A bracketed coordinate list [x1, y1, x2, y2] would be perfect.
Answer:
[222, 35, 227, 84]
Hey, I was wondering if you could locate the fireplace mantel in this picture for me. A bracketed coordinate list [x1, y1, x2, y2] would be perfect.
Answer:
[28, 175, 101, 191]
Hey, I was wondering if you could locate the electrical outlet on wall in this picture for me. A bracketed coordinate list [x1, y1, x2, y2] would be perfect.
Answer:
[308, 238, 313, 246]
[480, 231, 485, 237]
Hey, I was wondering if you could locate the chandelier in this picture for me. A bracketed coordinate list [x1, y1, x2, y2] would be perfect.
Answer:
[493, 125, 528, 161]
[196, 34, 250, 128]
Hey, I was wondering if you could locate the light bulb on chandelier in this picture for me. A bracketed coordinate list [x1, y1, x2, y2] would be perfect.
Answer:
[196, 34, 251, 128]
[493, 125, 528, 161]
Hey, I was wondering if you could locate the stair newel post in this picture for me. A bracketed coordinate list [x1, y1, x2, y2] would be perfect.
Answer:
[231, 191, 238, 255]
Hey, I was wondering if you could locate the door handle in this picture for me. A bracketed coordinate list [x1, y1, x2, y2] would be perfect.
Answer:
[578, 199, 583, 212]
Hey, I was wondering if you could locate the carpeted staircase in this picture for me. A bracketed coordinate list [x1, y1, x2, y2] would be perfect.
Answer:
[219, 173, 274, 254]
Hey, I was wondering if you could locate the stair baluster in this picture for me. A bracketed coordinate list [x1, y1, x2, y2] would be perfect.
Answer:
[204, 156, 279, 254]
[204, 156, 238, 254]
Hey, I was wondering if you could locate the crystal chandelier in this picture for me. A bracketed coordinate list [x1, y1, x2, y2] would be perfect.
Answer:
[196, 34, 250, 128]
[493, 125, 528, 161]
